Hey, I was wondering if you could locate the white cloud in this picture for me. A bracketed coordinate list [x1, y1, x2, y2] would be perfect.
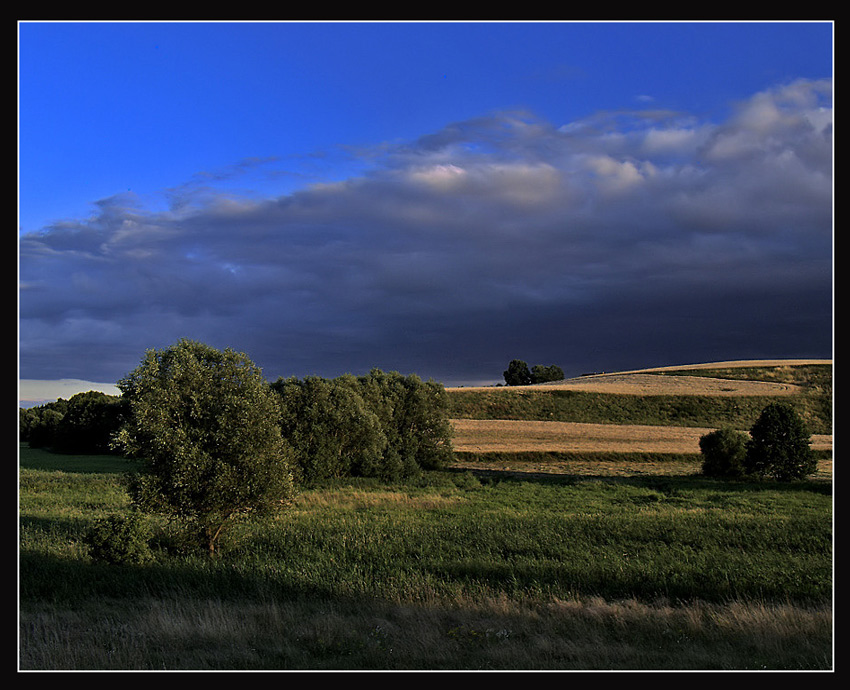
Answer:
[409, 163, 467, 189]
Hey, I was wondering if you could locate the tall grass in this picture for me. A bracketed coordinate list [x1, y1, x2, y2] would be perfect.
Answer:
[19, 443, 832, 670]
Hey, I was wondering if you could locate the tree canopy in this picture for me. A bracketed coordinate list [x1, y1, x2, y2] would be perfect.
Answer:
[504, 360, 564, 385]
[503, 359, 532, 386]
[744, 402, 817, 481]
[114, 339, 296, 554]
[272, 369, 453, 482]
[272, 374, 386, 483]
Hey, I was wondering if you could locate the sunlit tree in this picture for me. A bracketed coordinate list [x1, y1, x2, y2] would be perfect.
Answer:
[114, 339, 296, 555]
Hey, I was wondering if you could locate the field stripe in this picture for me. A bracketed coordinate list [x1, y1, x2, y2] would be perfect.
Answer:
[451, 419, 832, 454]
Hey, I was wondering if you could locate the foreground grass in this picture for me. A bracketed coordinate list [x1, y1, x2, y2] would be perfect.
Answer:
[19, 444, 832, 670]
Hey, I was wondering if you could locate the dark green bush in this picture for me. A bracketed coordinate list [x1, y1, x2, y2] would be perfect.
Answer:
[272, 375, 387, 483]
[85, 513, 153, 565]
[745, 402, 817, 481]
[272, 369, 453, 483]
[699, 428, 749, 478]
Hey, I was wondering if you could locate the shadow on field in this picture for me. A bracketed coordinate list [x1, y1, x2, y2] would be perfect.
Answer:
[19, 543, 347, 606]
[442, 466, 833, 496]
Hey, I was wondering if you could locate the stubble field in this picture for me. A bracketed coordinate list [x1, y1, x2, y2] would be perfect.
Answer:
[447, 359, 832, 478]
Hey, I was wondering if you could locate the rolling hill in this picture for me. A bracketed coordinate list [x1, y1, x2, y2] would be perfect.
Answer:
[446, 359, 833, 473]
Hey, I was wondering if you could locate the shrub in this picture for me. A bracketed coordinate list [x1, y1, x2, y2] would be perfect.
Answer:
[745, 402, 817, 481]
[355, 369, 454, 479]
[699, 427, 749, 478]
[85, 513, 153, 565]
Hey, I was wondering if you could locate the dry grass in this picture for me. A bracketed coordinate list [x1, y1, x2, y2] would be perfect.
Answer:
[531, 373, 805, 396]
[449, 359, 831, 395]
[20, 594, 832, 670]
[450, 418, 832, 454]
[449, 454, 833, 480]
[292, 488, 464, 512]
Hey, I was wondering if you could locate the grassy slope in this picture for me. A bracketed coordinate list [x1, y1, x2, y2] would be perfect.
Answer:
[447, 363, 833, 435]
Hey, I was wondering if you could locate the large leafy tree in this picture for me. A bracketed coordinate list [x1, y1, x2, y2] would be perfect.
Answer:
[114, 339, 296, 555]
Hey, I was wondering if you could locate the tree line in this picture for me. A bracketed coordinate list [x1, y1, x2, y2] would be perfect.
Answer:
[19, 391, 127, 455]
[21, 340, 454, 555]
[503, 359, 564, 386]
[20, 340, 820, 559]
[20, 343, 453, 484]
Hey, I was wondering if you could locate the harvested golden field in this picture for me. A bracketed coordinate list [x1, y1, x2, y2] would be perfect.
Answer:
[451, 418, 833, 454]
[450, 359, 832, 396]
[533, 373, 804, 396]
[447, 359, 833, 478]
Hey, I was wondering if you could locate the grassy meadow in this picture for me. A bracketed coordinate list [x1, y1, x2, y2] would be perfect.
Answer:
[18, 362, 833, 670]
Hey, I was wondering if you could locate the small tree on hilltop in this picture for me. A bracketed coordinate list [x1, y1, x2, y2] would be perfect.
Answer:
[114, 339, 296, 555]
[745, 402, 817, 482]
[531, 364, 565, 384]
[503, 359, 532, 386]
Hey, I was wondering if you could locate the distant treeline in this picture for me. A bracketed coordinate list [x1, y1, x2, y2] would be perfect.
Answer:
[503, 360, 564, 386]
[19, 391, 127, 455]
[19, 370, 453, 483]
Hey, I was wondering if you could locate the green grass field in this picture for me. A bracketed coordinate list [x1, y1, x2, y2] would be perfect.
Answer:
[19, 437, 832, 670]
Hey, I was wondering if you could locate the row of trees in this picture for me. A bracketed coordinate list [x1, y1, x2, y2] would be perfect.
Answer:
[503, 359, 564, 386]
[22, 341, 820, 558]
[20, 391, 126, 454]
[273, 370, 452, 484]
[699, 402, 818, 482]
[23, 339, 454, 555]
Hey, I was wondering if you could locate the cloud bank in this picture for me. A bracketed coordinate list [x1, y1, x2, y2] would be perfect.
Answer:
[19, 79, 833, 385]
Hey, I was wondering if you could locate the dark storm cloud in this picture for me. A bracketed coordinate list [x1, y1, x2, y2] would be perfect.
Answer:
[19, 79, 833, 385]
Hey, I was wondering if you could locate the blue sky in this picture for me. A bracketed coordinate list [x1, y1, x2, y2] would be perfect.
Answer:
[18, 21, 833, 402]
